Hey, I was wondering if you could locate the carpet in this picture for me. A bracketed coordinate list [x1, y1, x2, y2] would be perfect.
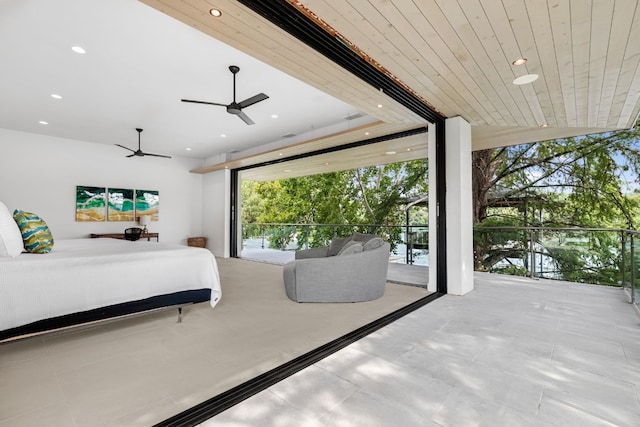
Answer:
[0, 258, 430, 427]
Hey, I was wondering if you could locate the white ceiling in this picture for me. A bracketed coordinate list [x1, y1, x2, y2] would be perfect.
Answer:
[0, 0, 374, 160]
[3, 0, 640, 178]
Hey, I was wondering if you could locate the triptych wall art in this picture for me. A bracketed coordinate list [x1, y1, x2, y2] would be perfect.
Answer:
[75, 185, 159, 222]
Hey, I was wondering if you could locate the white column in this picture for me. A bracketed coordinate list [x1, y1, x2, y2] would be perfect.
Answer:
[445, 116, 474, 295]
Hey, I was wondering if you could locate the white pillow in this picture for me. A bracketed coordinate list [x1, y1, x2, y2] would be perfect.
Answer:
[0, 201, 24, 257]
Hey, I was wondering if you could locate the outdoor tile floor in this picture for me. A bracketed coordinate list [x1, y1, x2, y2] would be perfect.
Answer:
[203, 271, 640, 426]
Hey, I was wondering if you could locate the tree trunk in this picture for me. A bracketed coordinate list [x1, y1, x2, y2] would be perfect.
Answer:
[472, 149, 501, 223]
[472, 149, 502, 270]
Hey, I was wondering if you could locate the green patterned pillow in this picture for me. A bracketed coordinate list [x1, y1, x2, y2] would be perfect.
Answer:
[12, 209, 54, 254]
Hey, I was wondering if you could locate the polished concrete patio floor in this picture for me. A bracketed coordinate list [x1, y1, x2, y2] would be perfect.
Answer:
[203, 271, 640, 426]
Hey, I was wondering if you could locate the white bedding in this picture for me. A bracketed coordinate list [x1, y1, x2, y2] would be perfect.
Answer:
[0, 238, 221, 333]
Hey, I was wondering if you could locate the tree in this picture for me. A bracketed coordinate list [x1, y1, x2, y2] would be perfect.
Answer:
[473, 122, 640, 283]
[242, 159, 428, 250]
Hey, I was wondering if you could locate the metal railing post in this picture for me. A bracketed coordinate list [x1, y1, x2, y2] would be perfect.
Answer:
[621, 231, 626, 292]
[304, 224, 309, 250]
[260, 225, 265, 249]
[529, 228, 535, 278]
[631, 234, 636, 304]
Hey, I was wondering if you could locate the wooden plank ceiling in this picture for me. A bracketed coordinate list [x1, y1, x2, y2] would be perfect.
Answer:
[142, 0, 640, 177]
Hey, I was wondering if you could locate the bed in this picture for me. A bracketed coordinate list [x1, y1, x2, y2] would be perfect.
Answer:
[0, 238, 222, 341]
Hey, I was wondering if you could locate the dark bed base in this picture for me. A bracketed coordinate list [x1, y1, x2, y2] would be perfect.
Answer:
[0, 289, 211, 342]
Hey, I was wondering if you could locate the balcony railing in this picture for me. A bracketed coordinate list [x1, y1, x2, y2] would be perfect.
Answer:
[241, 223, 428, 265]
[241, 223, 640, 307]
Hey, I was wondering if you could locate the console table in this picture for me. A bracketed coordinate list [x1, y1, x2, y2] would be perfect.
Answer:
[90, 232, 159, 242]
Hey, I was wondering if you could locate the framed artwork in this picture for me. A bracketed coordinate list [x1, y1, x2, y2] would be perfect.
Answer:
[135, 189, 159, 221]
[75, 186, 106, 221]
[107, 188, 134, 221]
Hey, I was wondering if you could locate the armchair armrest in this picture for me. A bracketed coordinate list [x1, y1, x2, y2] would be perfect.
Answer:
[295, 246, 329, 259]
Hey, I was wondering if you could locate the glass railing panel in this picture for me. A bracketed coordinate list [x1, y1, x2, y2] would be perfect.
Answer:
[240, 223, 429, 265]
[240, 224, 637, 299]
[630, 233, 640, 304]
[473, 226, 531, 277]
[534, 229, 622, 285]
[472, 226, 627, 287]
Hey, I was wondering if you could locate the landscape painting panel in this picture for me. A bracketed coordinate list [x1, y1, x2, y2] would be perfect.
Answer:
[107, 188, 134, 221]
[135, 189, 159, 221]
[76, 186, 106, 221]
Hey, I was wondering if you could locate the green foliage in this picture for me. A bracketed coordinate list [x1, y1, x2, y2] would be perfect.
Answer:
[241, 159, 428, 250]
[473, 121, 640, 284]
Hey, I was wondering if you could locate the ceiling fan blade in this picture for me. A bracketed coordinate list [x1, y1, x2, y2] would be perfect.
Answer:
[237, 111, 255, 125]
[126, 153, 136, 158]
[143, 152, 172, 159]
[115, 144, 135, 153]
[181, 99, 227, 107]
[237, 93, 269, 109]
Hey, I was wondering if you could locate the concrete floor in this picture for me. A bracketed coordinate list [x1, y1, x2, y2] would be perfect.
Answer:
[203, 272, 640, 426]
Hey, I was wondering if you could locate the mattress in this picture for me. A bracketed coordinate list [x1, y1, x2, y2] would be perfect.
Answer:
[0, 238, 222, 333]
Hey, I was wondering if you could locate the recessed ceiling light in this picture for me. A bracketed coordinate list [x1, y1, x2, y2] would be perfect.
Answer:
[51, 94, 62, 99]
[186, 147, 192, 151]
[71, 46, 86, 54]
[284, 169, 292, 172]
[385, 151, 396, 155]
[279, 153, 283, 156]
[39, 121, 48, 125]
[325, 162, 329, 165]
[220, 134, 226, 138]
[513, 74, 539, 85]
[540, 123, 549, 128]
[512, 57, 527, 66]
[406, 148, 411, 152]
[209, 8, 222, 17]
[365, 132, 370, 136]
[271, 114, 278, 119]
[377, 104, 383, 108]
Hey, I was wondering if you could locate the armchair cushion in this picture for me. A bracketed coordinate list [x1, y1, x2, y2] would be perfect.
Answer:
[295, 245, 329, 259]
[327, 236, 352, 256]
[363, 237, 384, 251]
[337, 240, 363, 255]
[351, 232, 378, 243]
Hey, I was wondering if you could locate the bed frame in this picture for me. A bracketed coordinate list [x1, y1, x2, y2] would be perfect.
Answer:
[0, 288, 211, 342]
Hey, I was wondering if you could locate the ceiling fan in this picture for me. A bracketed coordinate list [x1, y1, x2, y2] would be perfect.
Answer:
[115, 128, 171, 158]
[181, 65, 269, 125]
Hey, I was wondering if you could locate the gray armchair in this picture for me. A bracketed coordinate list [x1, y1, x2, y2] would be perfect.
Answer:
[283, 235, 390, 303]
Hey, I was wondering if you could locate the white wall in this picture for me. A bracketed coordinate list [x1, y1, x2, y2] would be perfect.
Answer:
[0, 128, 204, 245]
[202, 169, 230, 258]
